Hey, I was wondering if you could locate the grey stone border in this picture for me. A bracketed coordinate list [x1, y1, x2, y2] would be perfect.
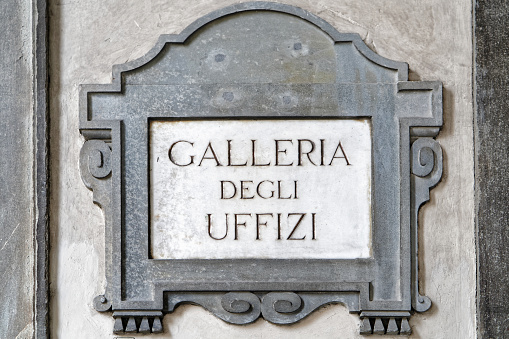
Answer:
[79, 2, 443, 335]
[475, 0, 509, 338]
[34, 0, 50, 337]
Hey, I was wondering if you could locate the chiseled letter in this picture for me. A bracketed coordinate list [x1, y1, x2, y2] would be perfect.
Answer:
[297, 139, 317, 166]
[252, 140, 271, 166]
[329, 141, 351, 165]
[220, 181, 236, 199]
[240, 180, 255, 199]
[287, 213, 306, 240]
[198, 142, 222, 166]
[234, 213, 251, 240]
[256, 213, 273, 240]
[275, 139, 294, 166]
[207, 214, 228, 240]
[168, 140, 194, 166]
[227, 140, 248, 166]
[256, 180, 275, 199]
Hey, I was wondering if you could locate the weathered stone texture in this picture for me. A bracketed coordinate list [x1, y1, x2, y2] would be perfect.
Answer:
[0, 0, 35, 338]
[50, 0, 475, 337]
[475, 0, 509, 338]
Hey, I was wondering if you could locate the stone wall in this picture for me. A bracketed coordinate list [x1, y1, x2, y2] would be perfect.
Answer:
[0, 0, 36, 337]
[48, 0, 475, 338]
[475, 0, 509, 337]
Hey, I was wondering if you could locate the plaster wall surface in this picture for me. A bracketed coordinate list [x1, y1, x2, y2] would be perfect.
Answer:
[49, 0, 475, 337]
[0, 0, 35, 338]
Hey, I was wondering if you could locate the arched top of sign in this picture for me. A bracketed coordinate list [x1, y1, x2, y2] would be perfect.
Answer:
[79, 2, 443, 335]
[122, 3, 406, 78]
[81, 2, 410, 117]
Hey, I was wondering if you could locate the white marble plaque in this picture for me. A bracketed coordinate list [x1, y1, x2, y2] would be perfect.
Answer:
[150, 119, 372, 259]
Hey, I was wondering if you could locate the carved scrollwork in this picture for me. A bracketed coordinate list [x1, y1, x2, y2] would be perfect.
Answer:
[259, 292, 361, 325]
[164, 291, 361, 329]
[220, 292, 261, 323]
[166, 292, 261, 325]
[411, 137, 442, 185]
[93, 294, 112, 312]
[80, 139, 112, 181]
[261, 292, 303, 324]
[410, 137, 443, 313]
[414, 294, 432, 313]
[79, 139, 113, 210]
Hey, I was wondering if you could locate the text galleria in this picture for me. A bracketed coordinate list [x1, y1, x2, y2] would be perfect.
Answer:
[168, 139, 351, 167]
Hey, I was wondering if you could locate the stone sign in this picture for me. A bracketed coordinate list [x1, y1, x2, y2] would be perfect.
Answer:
[79, 2, 443, 335]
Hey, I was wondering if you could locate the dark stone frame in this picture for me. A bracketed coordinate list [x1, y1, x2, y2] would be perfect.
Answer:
[35, 0, 50, 337]
[475, 0, 509, 337]
[78, 3, 443, 335]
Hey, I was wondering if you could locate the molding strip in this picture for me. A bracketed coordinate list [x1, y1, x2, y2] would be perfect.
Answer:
[34, 0, 49, 337]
